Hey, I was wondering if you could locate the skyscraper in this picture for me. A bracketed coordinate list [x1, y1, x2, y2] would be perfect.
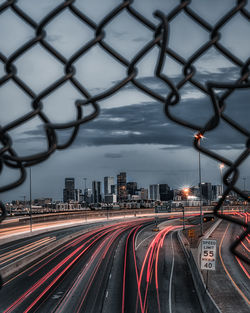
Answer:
[117, 172, 127, 202]
[149, 184, 160, 201]
[92, 181, 102, 203]
[63, 178, 75, 202]
[212, 185, 222, 201]
[201, 182, 212, 204]
[159, 184, 171, 201]
[127, 182, 137, 196]
[74, 189, 82, 202]
[139, 188, 148, 200]
[84, 188, 92, 204]
[104, 176, 114, 195]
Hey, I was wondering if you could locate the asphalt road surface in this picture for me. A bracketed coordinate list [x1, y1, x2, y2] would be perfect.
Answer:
[0, 214, 248, 313]
[204, 214, 250, 313]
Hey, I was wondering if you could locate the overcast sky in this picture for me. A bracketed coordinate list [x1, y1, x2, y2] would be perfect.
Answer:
[0, 0, 250, 201]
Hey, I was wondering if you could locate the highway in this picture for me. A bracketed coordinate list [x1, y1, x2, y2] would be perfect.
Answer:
[0, 213, 248, 313]
[0, 216, 203, 313]
[205, 213, 250, 313]
[0, 218, 133, 270]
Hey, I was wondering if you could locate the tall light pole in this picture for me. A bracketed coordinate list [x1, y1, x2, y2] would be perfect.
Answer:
[182, 188, 190, 230]
[29, 167, 33, 233]
[219, 163, 224, 193]
[219, 163, 224, 213]
[195, 133, 204, 236]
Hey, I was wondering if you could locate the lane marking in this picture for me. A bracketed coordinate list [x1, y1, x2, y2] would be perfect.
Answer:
[135, 227, 146, 250]
[219, 223, 250, 305]
[135, 233, 155, 251]
[169, 232, 175, 313]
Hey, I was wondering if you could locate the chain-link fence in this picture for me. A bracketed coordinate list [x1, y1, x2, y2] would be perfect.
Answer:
[0, 0, 249, 285]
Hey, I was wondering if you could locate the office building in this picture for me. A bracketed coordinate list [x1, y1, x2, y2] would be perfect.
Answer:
[92, 181, 102, 203]
[104, 176, 114, 195]
[117, 172, 127, 201]
[140, 188, 148, 201]
[190, 186, 200, 198]
[201, 182, 212, 204]
[84, 188, 92, 204]
[111, 184, 116, 195]
[127, 182, 137, 196]
[104, 194, 117, 203]
[212, 185, 223, 201]
[149, 184, 160, 201]
[159, 184, 171, 201]
[63, 178, 75, 202]
[74, 189, 82, 202]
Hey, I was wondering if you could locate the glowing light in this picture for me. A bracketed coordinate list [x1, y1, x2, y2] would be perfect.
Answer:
[194, 133, 204, 140]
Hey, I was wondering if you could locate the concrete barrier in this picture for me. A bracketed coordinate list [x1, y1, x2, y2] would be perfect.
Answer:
[177, 231, 222, 313]
[0, 225, 103, 282]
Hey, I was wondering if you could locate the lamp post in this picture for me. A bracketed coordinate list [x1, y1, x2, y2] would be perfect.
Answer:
[182, 188, 190, 230]
[219, 163, 224, 213]
[219, 163, 224, 193]
[195, 133, 204, 236]
[29, 167, 33, 233]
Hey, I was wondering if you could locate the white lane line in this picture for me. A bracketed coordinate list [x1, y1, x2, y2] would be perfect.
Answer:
[135, 233, 155, 251]
[135, 227, 145, 250]
[169, 232, 175, 313]
[105, 291, 109, 298]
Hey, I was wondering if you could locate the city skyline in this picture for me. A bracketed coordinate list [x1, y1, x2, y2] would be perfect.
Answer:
[0, 1, 249, 313]
[1, 0, 249, 203]
[4, 167, 229, 204]
[2, 156, 249, 202]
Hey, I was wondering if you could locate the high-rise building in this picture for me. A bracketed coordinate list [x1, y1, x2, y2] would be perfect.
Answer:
[139, 188, 148, 200]
[149, 184, 160, 201]
[190, 186, 200, 198]
[127, 182, 137, 196]
[84, 188, 92, 204]
[63, 178, 75, 202]
[117, 172, 127, 201]
[92, 181, 102, 203]
[104, 176, 114, 195]
[75, 189, 82, 202]
[104, 194, 117, 203]
[201, 182, 212, 203]
[159, 184, 171, 201]
[212, 185, 223, 201]
[65, 177, 75, 190]
[110, 184, 116, 195]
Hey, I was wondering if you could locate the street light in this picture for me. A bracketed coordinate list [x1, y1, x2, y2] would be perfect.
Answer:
[219, 163, 224, 213]
[182, 187, 190, 230]
[29, 167, 33, 233]
[194, 133, 204, 236]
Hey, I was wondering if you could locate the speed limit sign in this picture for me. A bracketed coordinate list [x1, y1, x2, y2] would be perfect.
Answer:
[201, 239, 216, 271]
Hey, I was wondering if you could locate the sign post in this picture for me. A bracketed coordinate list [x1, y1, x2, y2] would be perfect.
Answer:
[188, 229, 195, 245]
[200, 239, 216, 290]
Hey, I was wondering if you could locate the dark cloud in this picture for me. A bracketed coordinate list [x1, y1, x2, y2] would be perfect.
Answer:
[16, 66, 249, 151]
[104, 152, 123, 158]
[18, 90, 248, 151]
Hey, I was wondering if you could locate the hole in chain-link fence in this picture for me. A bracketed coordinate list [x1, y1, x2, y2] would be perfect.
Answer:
[0, 0, 249, 292]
